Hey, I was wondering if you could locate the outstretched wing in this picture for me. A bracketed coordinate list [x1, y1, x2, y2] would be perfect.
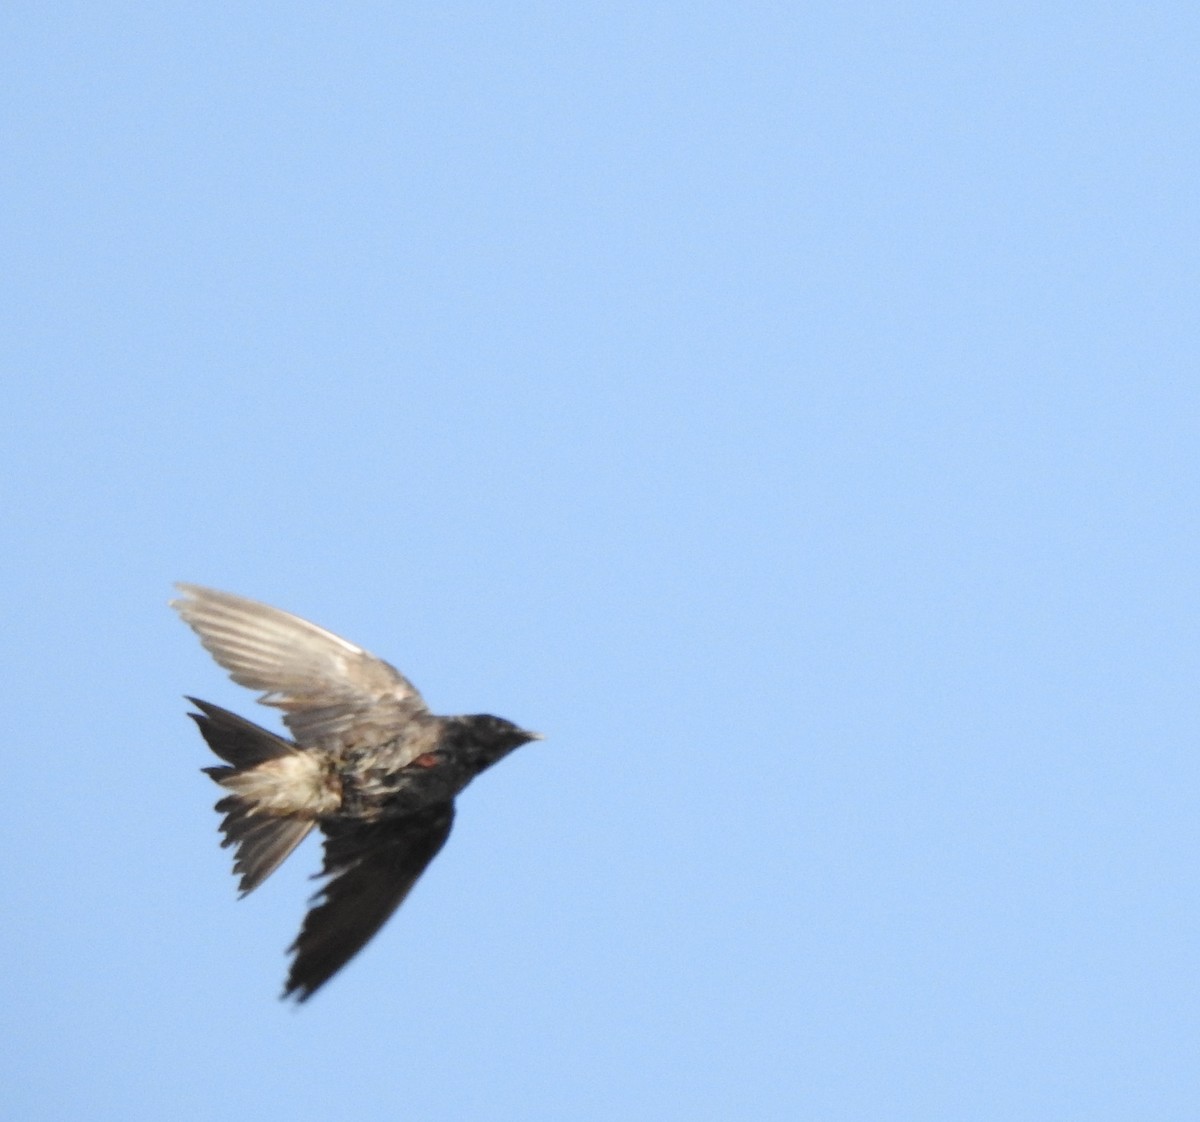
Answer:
[172, 583, 428, 748]
[283, 803, 456, 1002]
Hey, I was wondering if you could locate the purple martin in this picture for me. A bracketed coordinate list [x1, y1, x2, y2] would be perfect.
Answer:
[172, 584, 542, 1001]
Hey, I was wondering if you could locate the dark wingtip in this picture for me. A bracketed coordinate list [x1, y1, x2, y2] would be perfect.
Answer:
[281, 979, 315, 1004]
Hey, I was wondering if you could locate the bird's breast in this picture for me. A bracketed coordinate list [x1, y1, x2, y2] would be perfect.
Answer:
[337, 752, 465, 822]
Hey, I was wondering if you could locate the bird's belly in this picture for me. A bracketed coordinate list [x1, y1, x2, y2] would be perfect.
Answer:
[338, 762, 460, 821]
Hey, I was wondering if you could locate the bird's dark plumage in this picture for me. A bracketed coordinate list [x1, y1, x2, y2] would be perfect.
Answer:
[172, 583, 541, 1001]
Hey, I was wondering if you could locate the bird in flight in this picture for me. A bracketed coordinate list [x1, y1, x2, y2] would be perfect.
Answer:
[171, 583, 542, 1002]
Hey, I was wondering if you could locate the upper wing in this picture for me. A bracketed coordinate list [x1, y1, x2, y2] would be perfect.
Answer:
[283, 803, 455, 1001]
[172, 584, 428, 747]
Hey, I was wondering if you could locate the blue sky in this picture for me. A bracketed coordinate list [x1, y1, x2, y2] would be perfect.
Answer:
[2, 3, 1198, 1119]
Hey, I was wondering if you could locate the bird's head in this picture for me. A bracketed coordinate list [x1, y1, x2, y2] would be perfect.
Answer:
[456, 714, 543, 773]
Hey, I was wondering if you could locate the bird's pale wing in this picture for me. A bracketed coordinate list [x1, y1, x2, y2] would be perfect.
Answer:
[172, 584, 428, 747]
[283, 803, 455, 1001]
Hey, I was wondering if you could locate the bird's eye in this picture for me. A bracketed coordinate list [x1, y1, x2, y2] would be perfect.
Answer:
[410, 753, 440, 769]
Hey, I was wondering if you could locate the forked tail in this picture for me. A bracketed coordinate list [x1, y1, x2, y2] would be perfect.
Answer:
[187, 698, 333, 895]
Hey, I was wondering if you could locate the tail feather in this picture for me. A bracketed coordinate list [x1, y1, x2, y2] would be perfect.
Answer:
[187, 696, 295, 766]
[187, 698, 323, 895]
[212, 794, 314, 896]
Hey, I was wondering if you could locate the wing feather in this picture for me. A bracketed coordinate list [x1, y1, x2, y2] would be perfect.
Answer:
[283, 804, 455, 1001]
[172, 584, 428, 747]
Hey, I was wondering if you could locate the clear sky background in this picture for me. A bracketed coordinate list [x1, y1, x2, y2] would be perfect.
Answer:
[2, 4, 1197, 1119]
